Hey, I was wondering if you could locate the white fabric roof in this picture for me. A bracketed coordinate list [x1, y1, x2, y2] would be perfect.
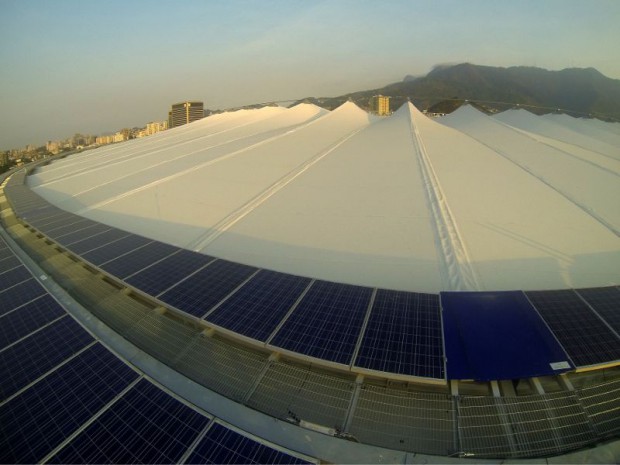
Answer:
[30, 103, 620, 292]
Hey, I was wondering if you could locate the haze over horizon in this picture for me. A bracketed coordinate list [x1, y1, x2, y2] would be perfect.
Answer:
[1, 0, 619, 151]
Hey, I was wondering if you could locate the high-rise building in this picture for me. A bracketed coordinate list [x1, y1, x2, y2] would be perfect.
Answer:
[369, 95, 390, 115]
[170, 101, 204, 128]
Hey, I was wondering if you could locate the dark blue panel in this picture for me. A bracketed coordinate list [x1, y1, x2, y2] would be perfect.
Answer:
[526, 290, 620, 367]
[0, 295, 66, 350]
[99, 240, 178, 279]
[80, 234, 152, 266]
[269, 281, 372, 366]
[0, 247, 14, 261]
[39, 217, 93, 237]
[159, 260, 258, 318]
[20, 205, 64, 222]
[441, 291, 574, 381]
[29, 211, 79, 230]
[206, 270, 311, 342]
[49, 379, 210, 464]
[65, 228, 130, 255]
[576, 287, 620, 335]
[0, 265, 32, 291]
[0, 343, 138, 464]
[355, 290, 444, 379]
[126, 249, 214, 297]
[54, 223, 111, 246]
[0, 255, 21, 271]
[0, 316, 94, 400]
[186, 422, 311, 464]
[0, 278, 47, 317]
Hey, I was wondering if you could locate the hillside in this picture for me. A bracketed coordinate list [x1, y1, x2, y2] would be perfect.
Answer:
[294, 63, 620, 120]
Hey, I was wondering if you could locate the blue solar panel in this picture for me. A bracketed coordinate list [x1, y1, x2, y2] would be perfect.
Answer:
[126, 249, 214, 297]
[65, 228, 130, 255]
[159, 260, 258, 318]
[0, 295, 66, 350]
[99, 240, 178, 279]
[20, 205, 64, 222]
[354, 290, 444, 379]
[54, 223, 112, 246]
[576, 287, 620, 335]
[269, 281, 373, 366]
[0, 265, 32, 290]
[0, 278, 47, 317]
[28, 211, 78, 230]
[49, 379, 210, 464]
[442, 291, 574, 381]
[185, 422, 311, 464]
[526, 290, 620, 367]
[206, 270, 311, 342]
[80, 234, 152, 266]
[0, 255, 21, 271]
[0, 316, 94, 401]
[0, 343, 138, 464]
[0, 247, 14, 261]
[39, 217, 93, 237]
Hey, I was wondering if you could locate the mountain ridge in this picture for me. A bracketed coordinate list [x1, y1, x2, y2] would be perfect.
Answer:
[294, 63, 620, 120]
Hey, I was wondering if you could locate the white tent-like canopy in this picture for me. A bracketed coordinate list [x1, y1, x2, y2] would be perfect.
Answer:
[29, 102, 620, 293]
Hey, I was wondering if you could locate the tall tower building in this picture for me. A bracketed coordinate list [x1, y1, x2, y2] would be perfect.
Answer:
[369, 95, 390, 116]
[170, 101, 204, 128]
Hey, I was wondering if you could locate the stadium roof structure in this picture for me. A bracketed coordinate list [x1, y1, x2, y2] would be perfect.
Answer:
[1, 101, 619, 463]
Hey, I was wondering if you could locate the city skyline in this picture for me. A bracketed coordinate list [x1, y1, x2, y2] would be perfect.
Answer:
[1, 0, 619, 150]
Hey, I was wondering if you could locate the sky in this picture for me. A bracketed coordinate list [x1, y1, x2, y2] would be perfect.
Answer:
[1, 0, 619, 150]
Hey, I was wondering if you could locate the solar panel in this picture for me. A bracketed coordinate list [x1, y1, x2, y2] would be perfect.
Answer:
[65, 228, 130, 255]
[38, 217, 93, 237]
[0, 295, 66, 350]
[126, 249, 214, 297]
[159, 260, 258, 318]
[54, 223, 112, 246]
[28, 211, 78, 230]
[20, 205, 64, 222]
[0, 279, 47, 317]
[80, 234, 152, 266]
[0, 316, 94, 401]
[0, 255, 21, 271]
[0, 247, 14, 261]
[269, 281, 373, 366]
[442, 291, 574, 381]
[576, 287, 620, 335]
[526, 290, 620, 367]
[205, 270, 311, 342]
[0, 265, 32, 291]
[49, 379, 210, 464]
[99, 240, 178, 279]
[0, 343, 138, 464]
[354, 290, 444, 379]
[185, 422, 311, 464]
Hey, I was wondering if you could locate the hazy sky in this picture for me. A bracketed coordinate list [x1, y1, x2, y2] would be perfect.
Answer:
[1, 0, 619, 150]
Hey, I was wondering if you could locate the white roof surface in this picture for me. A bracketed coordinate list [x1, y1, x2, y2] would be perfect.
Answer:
[30, 103, 620, 293]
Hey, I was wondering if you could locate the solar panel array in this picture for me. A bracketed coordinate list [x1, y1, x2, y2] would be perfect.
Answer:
[0, 210, 315, 464]
[4, 170, 620, 384]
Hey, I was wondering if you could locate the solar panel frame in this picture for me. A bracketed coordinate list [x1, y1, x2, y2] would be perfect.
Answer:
[184, 421, 311, 464]
[354, 290, 445, 379]
[159, 260, 258, 318]
[0, 343, 139, 464]
[0, 279, 47, 317]
[65, 228, 131, 255]
[0, 265, 33, 291]
[125, 249, 215, 297]
[526, 289, 620, 368]
[80, 234, 152, 266]
[54, 223, 112, 246]
[0, 295, 66, 350]
[0, 316, 94, 401]
[99, 240, 179, 279]
[269, 280, 373, 366]
[205, 270, 312, 342]
[575, 287, 620, 336]
[48, 379, 210, 464]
